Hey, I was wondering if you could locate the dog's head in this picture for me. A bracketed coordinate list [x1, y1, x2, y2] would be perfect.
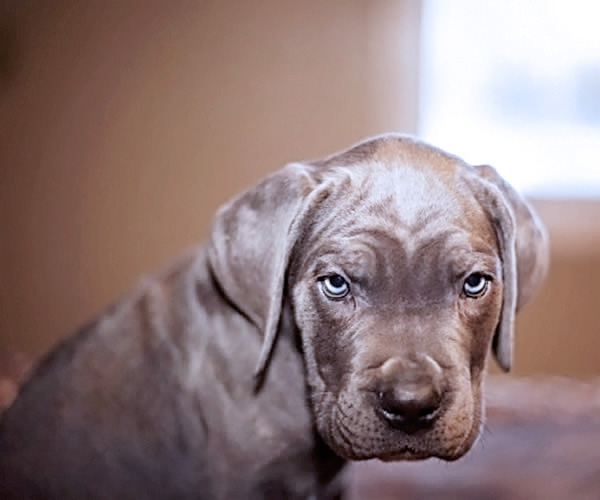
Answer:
[208, 134, 548, 461]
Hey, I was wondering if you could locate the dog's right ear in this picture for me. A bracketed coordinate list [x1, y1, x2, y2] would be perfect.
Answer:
[474, 165, 549, 312]
[207, 163, 323, 387]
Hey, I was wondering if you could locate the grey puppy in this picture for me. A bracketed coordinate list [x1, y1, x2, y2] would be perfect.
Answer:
[0, 134, 548, 500]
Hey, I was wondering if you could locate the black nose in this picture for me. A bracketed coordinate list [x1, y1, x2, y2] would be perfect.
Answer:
[376, 383, 442, 433]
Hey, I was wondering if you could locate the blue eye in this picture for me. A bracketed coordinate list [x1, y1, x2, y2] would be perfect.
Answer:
[463, 273, 489, 298]
[321, 274, 350, 299]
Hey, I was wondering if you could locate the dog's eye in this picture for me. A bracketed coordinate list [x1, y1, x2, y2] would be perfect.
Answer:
[321, 274, 350, 299]
[463, 273, 489, 298]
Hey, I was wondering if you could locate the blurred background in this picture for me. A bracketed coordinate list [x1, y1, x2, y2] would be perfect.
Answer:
[1, 0, 599, 378]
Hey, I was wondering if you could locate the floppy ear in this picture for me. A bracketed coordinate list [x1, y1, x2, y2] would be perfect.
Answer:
[207, 162, 324, 387]
[468, 165, 549, 372]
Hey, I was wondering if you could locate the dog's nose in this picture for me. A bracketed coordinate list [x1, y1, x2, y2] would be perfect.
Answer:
[376, 382, 441, 432]
[373, 355, 443, 433]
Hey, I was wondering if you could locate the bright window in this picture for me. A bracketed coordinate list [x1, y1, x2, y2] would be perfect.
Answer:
[419, 0, 600, 197]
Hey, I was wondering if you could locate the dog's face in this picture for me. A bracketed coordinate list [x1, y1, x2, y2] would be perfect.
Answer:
[208, 134, 548, 462]
[289, 156, 502, 460]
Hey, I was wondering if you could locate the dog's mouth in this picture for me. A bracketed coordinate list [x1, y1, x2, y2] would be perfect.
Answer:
[323, 413, 475, 463]
[378, 446, 432, 462]
[377, 445, 467, 462]
[323, 405, 478, 463]
[315, 377, 482, 463]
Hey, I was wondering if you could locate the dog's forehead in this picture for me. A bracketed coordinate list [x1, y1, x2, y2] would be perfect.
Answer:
[361, 163, 458, 222]
[302, 135, 497, 266]
[318, 137, 475, 226]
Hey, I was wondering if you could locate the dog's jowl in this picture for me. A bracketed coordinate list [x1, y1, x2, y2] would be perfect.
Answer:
[0, 134, 548, 500]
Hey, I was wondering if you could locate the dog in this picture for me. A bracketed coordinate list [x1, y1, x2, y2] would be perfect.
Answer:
[0, 134, 548, 499]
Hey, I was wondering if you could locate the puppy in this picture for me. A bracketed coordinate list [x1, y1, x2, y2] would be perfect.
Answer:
[0, 134, 548, 500]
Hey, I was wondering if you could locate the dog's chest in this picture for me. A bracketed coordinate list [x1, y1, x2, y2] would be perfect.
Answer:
[191, 322, 329, 499]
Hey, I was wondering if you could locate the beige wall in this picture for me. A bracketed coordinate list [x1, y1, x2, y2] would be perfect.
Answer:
[509, 200, 600, 378]
[0, 0, 421, 355]
[1, 1, 599, 378]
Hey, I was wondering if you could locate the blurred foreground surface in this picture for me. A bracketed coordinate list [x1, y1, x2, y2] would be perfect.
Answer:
[2, 351, 599, 499]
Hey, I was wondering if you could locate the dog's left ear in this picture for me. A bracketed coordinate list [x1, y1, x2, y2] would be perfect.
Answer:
[468, 165, 549, 372]
[207, 163, 326, 387]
